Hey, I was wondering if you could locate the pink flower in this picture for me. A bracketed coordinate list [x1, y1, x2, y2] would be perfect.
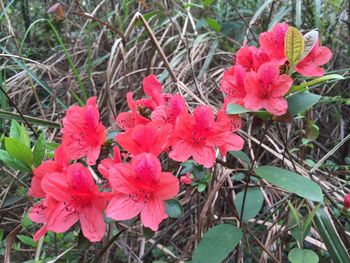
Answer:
[343, 193, 350, 212]
[98, 146, 121, 180]
[115, 122, 170, 157]
[221, 65, 247, 106]
[62, 97, 106, 165]
[180, 173, 192, 185]
[41, 163, 108, 242]
[106, 153, 179, 231]
[29, 197, 58, 241]
[236, 46, 270, 72]
[295, 39, 332, 77]
[244, 62, 293, 116]
[151, 94, 188, 126]
[169, 105, 244, 168]
[116, 75, 169, 131]
[29, 145, 69, 198]
[259, 23, 289, 65]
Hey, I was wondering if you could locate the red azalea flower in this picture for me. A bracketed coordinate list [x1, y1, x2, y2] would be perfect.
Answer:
[244, 62, 293, 116]
[29, 145, 69, 198]
[98, 146, 121, 180]
[151, 94, 188, 126]
[62, 97, 106, 165]
[259, 23, 289, 65]
[295, 39, 332, 77]
[236, 46, 270, 72]
[115, 122, 170, 157]
[41, 163, 108, 242]
[169, 105, 244, 168]
[106, 153, 179, 231]
[29, 197, 59, 241]
[116, 75, 169, 131]
[220, 65, 247, 106]
[343, 193, 350, 212]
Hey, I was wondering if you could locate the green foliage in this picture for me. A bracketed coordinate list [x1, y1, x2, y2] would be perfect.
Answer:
[235, 187, 264, 222]
[165, 199, 184, 219]
[288, 248, 319, 263]
[192, 224, 242, 263]
[287, 92, 321, 116]
[254, 166, 323, 202]
[229, 151, 251, 166]
[226, 103, 252, 114]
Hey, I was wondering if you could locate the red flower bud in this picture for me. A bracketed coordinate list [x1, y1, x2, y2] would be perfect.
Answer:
[343, 194, 350, 212]
[180, 173, 192, 185]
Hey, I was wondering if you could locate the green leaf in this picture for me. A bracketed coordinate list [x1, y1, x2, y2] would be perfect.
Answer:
[5, 137, 33, 166]
[300, 30, 318, 60]
[287, 92, 321, 116]
[143, 226, 155, 240]
[288, 202, 303, 243]
[303, 204, 321, 240]
[19, 124, 30, 148]
[0, 149, 32, 173]
[9, 119, 21, 140]
[226, 103, 251, 114]
[235, 188, 264, 222]
[17, 235, 36, 247]
[205, 18, 221, 32]
[203, 0, 215, 7]
[192, 224, 242, 263]
[285, 26, 305, 65]
[288, 248, 319, 263]
[308, 123, 319, 141]
[78, 231, 92, 252]
[0, 229, 4, 242]
[197, 184, 206, 192]
[314, 208, 350, 263]
[290, 74, 344, 93]
[254, 166, 323, 202]
[33, 134, 46, 167]
[165, 199, 183, 218]
[229, 151, 251, 165]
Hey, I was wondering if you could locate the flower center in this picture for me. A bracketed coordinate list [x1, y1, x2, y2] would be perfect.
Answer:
[129, 189, 152, 203]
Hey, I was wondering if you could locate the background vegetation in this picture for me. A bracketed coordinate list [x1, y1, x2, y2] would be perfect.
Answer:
[0, 0, 349, 262]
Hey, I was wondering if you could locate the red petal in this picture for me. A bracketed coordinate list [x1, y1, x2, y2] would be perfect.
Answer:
[106, 193, 144, 221]
[141, 197, 167, 231]
[79, 205, 106, 242]
[46, 202, 79, 233]
[155, 172, 179, 200]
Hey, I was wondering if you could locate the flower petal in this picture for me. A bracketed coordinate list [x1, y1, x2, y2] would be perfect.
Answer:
[263, 97, 288, 116]
[155, 172, 179, 200]
[79, 205, 106, 242]
[46, 202, 79, 233]
[106, 194, 144, 221]
[141, 197, 167, 231]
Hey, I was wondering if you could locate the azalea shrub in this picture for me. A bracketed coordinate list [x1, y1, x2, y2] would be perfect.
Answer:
[1, 20, 348, 262]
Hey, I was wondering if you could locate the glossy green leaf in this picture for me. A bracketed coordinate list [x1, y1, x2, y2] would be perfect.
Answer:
[205, 18, 221, 32]
[229, 151, 251, 165]
[285, 26, 305, 65]
[287, 92, 321, 116]
[17, 235, 36, 247]
[0, 149, 32, 173]
[290, 74, 344, 93]
[5, 137, 33, 166]
[19, 124, 30, 148]
[192, 224, 242, 263]
[9, 119, 21, 140]
[33, 133, 46, 167]
[314, 208, 350, 263]
[288, 248, 319, 263]
[165, 199, 183, 218]
[226, 103, 251, 114]
[235, 188, 264, 222]
[254, 166, 323, 202]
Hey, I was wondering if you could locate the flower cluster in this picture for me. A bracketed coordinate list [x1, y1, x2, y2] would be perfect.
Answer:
[28, 22, 333, 243]
[221, 22, 332, 116]
[28, 76, 244, 242]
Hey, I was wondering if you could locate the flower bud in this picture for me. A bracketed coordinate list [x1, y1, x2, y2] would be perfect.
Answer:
[180, 173, 192, 185]
[343, 193, 350, 212]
